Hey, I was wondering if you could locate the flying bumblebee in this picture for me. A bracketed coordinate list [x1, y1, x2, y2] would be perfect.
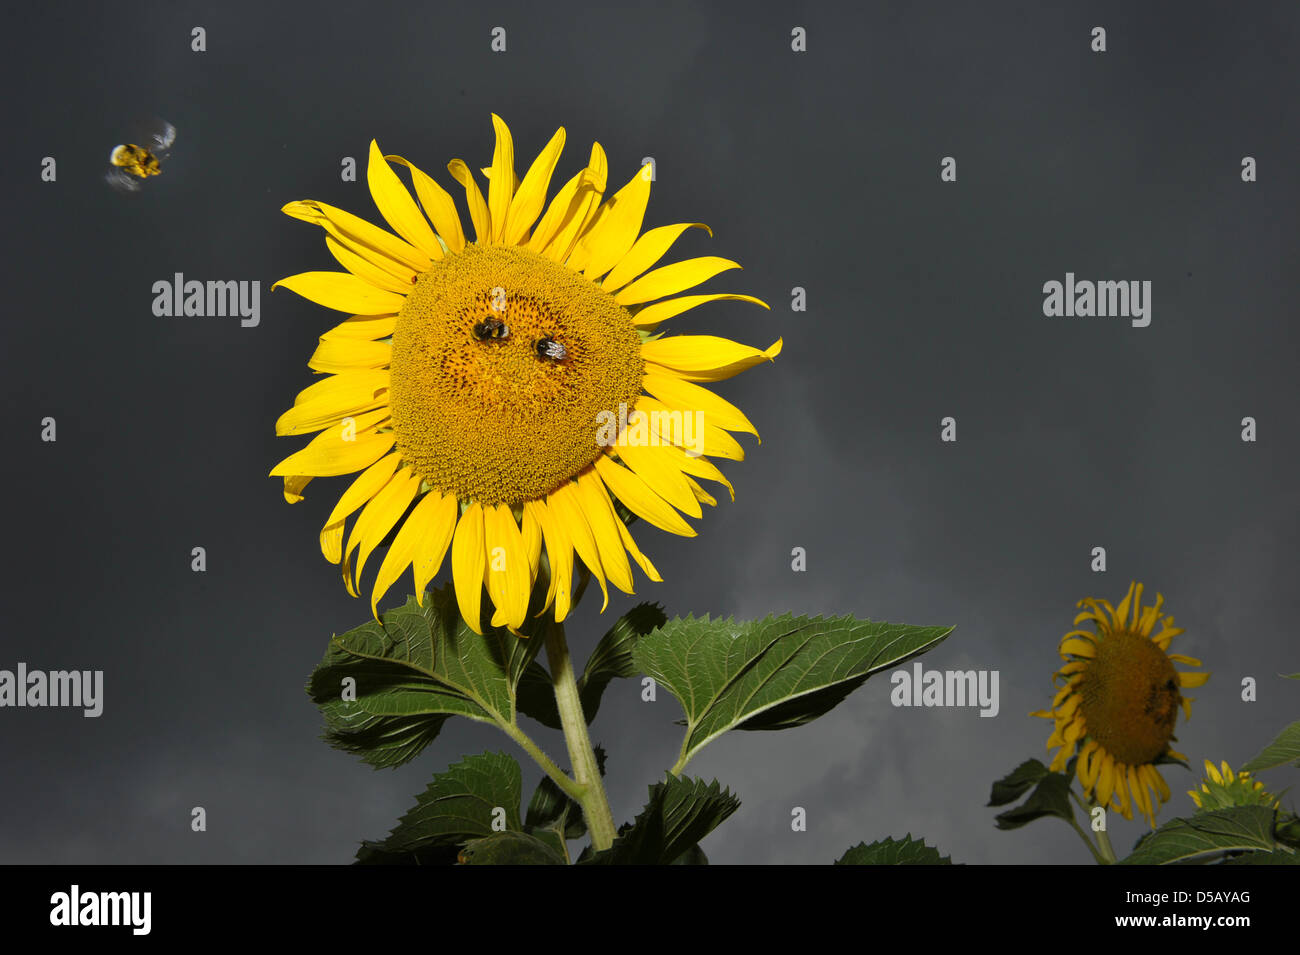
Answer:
[105, 120, 176, 193]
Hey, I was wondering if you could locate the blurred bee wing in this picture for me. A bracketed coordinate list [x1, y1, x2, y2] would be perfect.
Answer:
[105, 168, 142, 193]
[151, 121, 177, 153]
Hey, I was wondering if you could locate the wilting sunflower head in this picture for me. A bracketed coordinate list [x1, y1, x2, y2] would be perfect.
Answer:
[269, 115, 781, 634]
[1188, 760, 1279, 811]
[1031, 581, 1210, 827]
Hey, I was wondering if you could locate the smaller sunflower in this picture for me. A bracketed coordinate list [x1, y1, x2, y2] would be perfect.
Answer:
[1032, 581, 1210, 827]
[1188, 760, 1279, 811]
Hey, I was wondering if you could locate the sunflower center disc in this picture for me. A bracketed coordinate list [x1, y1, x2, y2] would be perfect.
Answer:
[1078, 630, 1181, 765]
[389, 244, 644, 505]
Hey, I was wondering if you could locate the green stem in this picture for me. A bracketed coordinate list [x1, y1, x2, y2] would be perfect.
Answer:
[1066, 787, 1113, 864]
[499, 721, 584, 802]
[545, 618, 618, 852]
[670, 740, 692, 776]
[1093, 814, 1118, 864]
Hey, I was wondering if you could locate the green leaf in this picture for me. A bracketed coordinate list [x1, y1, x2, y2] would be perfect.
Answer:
[579, 776, 740, 865]
[670, 844, 709, 865]
[579, 602, 666, 723]
[835, 835, 953, 865]
[1281, 672, 1300, 680]
[634, 613, 952, 769]
[515, 662, 561, 729]
[458, 830, 566, 865]
[1221, 850, 1300, 865]
[355, 751, 523, 865]
[993, 771, 1073, 830]
[306, 585, 543, 768]
[515, 603, 666, 729]
[1241, 720, 1300, 774]
[1120, 806, 1285, 865]
[988, 759, 1049, 807]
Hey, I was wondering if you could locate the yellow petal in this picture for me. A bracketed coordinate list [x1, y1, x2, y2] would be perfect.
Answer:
[1178, 671, 1210, 688]
[502, 127, 566, 246]
[615, 513, 661, 583]
[593, 454, 696, 537]
[1096, 755, 1115, 807]
[268, 408, 391, 478]
[1129, 765, 1152, 825]
[448, 158, 491, 245]
[366, 141, 442, 259]
[547, 481, 609, 612]
[615, 257, 741, 306]
[665, 443, 735, 501]
[1078, 740, 1100, 788]
[1153, 625, 1183, 650]
[632, 293, 770, 329]
[575, 470, 635, 594]
[1149, 765, 1171, 803]
[543, 143, 607, 263]
[486, 115, 515, 245]
[273, 271, 406, 315]
[615, 442, 701, 519]
[529, 499, 573, 620]
[308, 337, 392, 373]
[634, 395, 745, 460]
[484, 503, 530, 630]
[527, 169, 592, 255]
[1168, 653, 1202, 666]
[282, 199, 431, 273]
[384, 155, 466, 253]
[1114, 581, 1139, 631]
[317, 453, 402, 561]
[275, 379, 388, 435]
[290, 369, 388, 407]
[602, 223, 711, 292]
[520, 502, 543, 580]
[577, 165, 652, 280]
[641, 336, 782, 383]
[282, 475, 312, 504]
[452, 501, 487, 633]
[1137, 592, 1166, 636]
[345, 468, 420, 597]
[319, 314, 398, 341]
[1059, 636, 1096, 659]
[411, 491, 460, 600]
[371, 489, 444, 616]
[326, 237, 414, 294]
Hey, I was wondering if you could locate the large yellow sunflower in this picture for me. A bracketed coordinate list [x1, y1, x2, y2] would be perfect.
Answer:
[270, 115, 780, 633]
[1033, 581, 1210, 827]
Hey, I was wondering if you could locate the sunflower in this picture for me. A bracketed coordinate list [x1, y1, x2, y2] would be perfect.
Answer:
[1188, 760, 1279, 811]
[269, 115, 780, 633]
[1032, 581, 1210, 827]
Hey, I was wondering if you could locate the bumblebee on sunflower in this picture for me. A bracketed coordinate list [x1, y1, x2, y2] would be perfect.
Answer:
[269, 115, 779, 632]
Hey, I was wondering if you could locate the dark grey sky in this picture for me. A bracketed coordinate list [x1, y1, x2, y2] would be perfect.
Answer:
[1, 1, 1296, 864]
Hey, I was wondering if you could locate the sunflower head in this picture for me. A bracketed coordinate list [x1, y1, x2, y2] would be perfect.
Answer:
[1188, 760, 1279, 811]
[269, 116, 780, 634]
[1031, 581, 1210, 827]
